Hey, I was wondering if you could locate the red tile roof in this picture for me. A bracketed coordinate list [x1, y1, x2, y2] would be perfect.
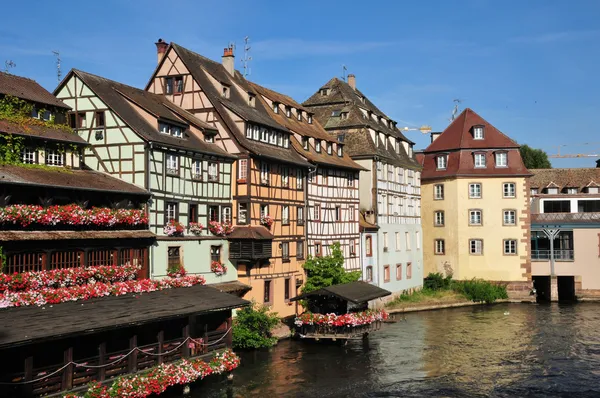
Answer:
[0, 71, 69, 109]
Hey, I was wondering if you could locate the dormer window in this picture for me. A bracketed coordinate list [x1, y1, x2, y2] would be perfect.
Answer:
[361, 96, 366, 103]
[159, 122, 184, 138]
[408, 144, 413, 158]
[248, 93, 256, 107]
[204, 133, 215, 143]
[337, 144, 343, 157]
[315, 140, 322, 153]
[436, 155, 447, 170]
[340, 112, 348, 120]
[547, 187, 559, 194]
[285, 106, 292, 118]
[297, 110, 302, 121]
[320, 88, 329, 96]
[395, 140, 400, 154]
[588, 187, 599, 194]
[284, 135, 290, 148]
[474, 153, 486, 168]
[302, 137, 309, 150]
[273, 102, 279, 114]
[473, 125, 484, 140]
[222, 84, 230, 98]
[327, 143, 332, 155]
[495, 152, 508, 167]
[171, 126, 182, 138]
[308, 114, 313, 124]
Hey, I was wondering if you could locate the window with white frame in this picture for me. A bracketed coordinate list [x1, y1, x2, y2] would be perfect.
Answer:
[434, 239, 445, 254]
[474, 153, 486, 168]
[469, 183, 482, 198]
[383, 232, 389, 250]
[473, 125, 484, 140]
[260, 162, 270, 185]
[302, 137, 309, 150]
[434, 211, 445, 226]
[315, 140, 321, 153]
[495, 152, 508, 167]
[297, 110, 302, 121]
[238, 159, 247, 181]
[327, 143, 332, 155]
[165, 202, 177, 222]
[273, 102, 279, 113]
[397, 167, 404, 183]
[285, 106, 292, 117]
[21, 148, 36, 164]
[349, 205, 355, 221]
[246, 124, 252, 138]
[277, 133, 283, 146]
[297, 206, 304, 225]
[405, 232, 411, 250]
[282, 205, 290, 224]
[348, 173, 355, 187]
[434, 184, 444, 200]
[377, 162, 383, 179]
[238, 203, 248, 224]
[296, 169, 303, 190]
[395, 232, 401, 251]
[313, 203, 321, 221]
[192, 160, 202, 180]
[469, 210, 482, 225]
[337, 144, 343, 157]
[504, 239, 517, 255]
[469, 239, 483, 254]
[222, 207, 232, 224]
[208, 162, 218, 182]
[46, 149, 63, 166]
[159, 122, 184, 138]
[308, 114, 313, 124]
[282, 167, 289, 187]
[260, 128, 268, 142]
[566, 188, 578, 194]
[416, 231, 420, 250]
[503, 210, 516, 225]
[531, 188, 539, 195]
[166, 154, 179, 175]
[503, 183, 516, 198]
[436, 155, 447, 170]
[260, 204, 268, 218]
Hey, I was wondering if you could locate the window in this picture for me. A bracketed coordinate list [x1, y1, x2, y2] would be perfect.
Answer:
[578, 200, 600, 212]
[474, 153, 486, 168]
[396, 264, 402, 280]
[547, 187, 559, 195]
[469, 239, 483, 255]
[165, 154, 179, 176]
[315, 242, 322, 257]
[283, 278, 291, 301]
[588, 187, 599, 194]
[165, 202, 178, 223]
[566, 187, 578, 194]
[297, 206, 304, 225]
[337, 145, 343, 157]
[188, 204, 198, 224]
[544, 200, 571, 213]
[192, 160, 202, 180]
[282, 167, 289, 187]
[384, 265, 390, 283]
[531, 188, 539, 195]
[172, 126, 183, 138]
[46, 149, 63, 166]
[387, 164, 394, 181]
[207, 162, 218, 182]
[504, 239, 517, 255]
[416, 231, 420, 250]
[238, 203, 248, 224]
[405, 232, 411, 250]
[296, 169, 303, 190]
[285, 106, 292, 118]
[77, 112, 87, 128]
[469, 183, 482, 199]
[320, 88, 328, 96]
[315, 140, 321, 153]
[469, 209, 482, 225]
[349, 205, 355, 221]
[495, 152, 508, 167]
[210, 245, 221, 262]
[260, 162, 270, 185]
[503, 183, 516, 198]
[282, 206, 290, 225]
[349, 239, 356, 256]
[436, 155, 447, 170]
[174, 76, 183, 93]
[365, 235, 373, 257]
[335, 206, 341, 221]
[327, 143, 332, 155]
[222, 85, 230, 98]
[297, 241, 304, 259]
[503, 210, 516, 225]
[69, 113, 77, 128]
[395, 232, 401, 251]
[168, 246, 180, 269]
[165, 77, 173, 94]
[434, 211, 445, 226]
[308, 114, 313, 124]
[277, 133, 284, 147]
[264, 280, 272, 304]
[273, 102, 279, 114]
[473, 125, 484, 139]
[248, 93, 256, 107]
[222, 207, 232, 224]
[434, 184, 444, 200]
[365, 266, 373, 282]
[282, 242, 290, 262]
[407, 262, 412, 279]
[209, 205, 219, 222]
[21, 148, 36, 164]
[313, 203, 321, 221]
[95, 111, 105, 127]
[383, 232, 389, 251]
[434, 239, 445, 254]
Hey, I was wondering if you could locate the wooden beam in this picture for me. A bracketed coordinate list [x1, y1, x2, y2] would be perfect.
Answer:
[23, 356, 33, 396]
[62, 347, 73, 391]
[128, 335, 138, 373]
[182, 324, 190, 358]
[157, 330, 164, 365]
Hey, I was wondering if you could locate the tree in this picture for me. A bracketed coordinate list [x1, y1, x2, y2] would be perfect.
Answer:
[302, 242, 361, 294]
[232, 301, 280, 350]
[519, 145, 552, 169]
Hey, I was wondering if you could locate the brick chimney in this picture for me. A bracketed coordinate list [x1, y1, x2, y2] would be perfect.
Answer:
[348, 74, 356, 90]
[155, 38, 168, 64]
[222, 46, 235, 76]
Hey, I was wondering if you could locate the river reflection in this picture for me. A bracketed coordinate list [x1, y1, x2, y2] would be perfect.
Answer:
[196, 303, 600, 397]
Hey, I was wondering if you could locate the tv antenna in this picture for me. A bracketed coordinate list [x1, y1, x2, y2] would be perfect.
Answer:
[450, 98, 463, 121]
[242, 36, 252, 77]
[52, 51, 61, 82]
[342, 65, 347, 81]
[4, 60, 16, 73]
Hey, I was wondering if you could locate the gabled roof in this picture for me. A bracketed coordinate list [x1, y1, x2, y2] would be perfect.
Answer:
[530, 168, 600, 192]
[0, 71, 70, 109]
[56, 69, 233, 159]
[290, 281, 391, 304]
[159, 43, 311, 168]
[424, 108, 519, 153]
[0, 119, 87, 145]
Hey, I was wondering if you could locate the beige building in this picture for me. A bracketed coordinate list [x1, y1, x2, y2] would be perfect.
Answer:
[417, 109, 531, 292]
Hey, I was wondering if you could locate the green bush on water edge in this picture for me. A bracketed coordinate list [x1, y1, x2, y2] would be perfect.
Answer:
[232, 302, 280, 350]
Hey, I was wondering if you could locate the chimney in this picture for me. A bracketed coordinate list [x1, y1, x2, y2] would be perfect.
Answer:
[155, 38, 168, 64]
[365, 210, 375, 225]
[222, 46, 235, 76]
[430, 132, 442, 143]
[348, 74, 356, 90]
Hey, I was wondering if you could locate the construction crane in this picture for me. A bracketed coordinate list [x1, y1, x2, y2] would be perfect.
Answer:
[548, 143, 600, 158]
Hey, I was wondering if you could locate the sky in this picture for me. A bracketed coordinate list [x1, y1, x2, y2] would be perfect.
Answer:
[2, 0, 600, 167]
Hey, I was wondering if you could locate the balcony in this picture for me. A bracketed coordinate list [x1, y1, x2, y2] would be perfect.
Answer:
[531, 249, 574, 262]
[228, 225, 273, 261]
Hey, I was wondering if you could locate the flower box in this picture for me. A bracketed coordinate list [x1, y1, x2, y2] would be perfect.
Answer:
[208, 221, 232, 237]
[210, 261, 227, 276]
[164, 219, 185, 237]
[188, 222, 204, 236]
[260, 214, 274, 228]
[294, 309, 389, 329]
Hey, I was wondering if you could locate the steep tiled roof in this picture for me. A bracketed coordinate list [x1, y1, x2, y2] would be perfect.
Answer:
[165, 44, 311, 168]
[530, 168, 600, 192]
[57, 69, 233, 159]
[0, 71, 70, 109]
[248, 82, 364, 171]
[0, 119, 87, 145]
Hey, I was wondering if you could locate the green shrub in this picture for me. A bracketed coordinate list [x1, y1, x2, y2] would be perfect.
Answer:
[232, 302, 280, 350]
[424, 272, 453, 291]
[452, 279, 508, 304]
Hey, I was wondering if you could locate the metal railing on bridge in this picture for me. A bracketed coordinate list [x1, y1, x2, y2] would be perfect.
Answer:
[531, 249, 574, 261]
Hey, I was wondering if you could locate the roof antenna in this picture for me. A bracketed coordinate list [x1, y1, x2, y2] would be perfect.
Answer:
[450, 98, 463, 121]
[52, 51, 61, 82]
[4, 60, 16, 74]
[242, 36, 252, 77]
[342, 65, 347, 81]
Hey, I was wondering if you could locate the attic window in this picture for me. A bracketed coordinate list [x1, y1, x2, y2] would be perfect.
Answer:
[327, 143, 332, 155]
[547, 187, 559, 195]
[297, 110, 302, 121]
[332, 110, 341, 117]
[340, 112, 348, 120]
[473, 125, 484, 140]
[204, 134, 214, 143]
[395, 140, 400, 154]
[588, 187, 599, 194]
[566, 188, 578, 194]
[273, 102, 279, 114]
[337, 144, 343, 157]
[248, 93, 256, 107]
[302, 137, 309, 150]
[361, 96, 366, 103]
[337, 133, 345, 143]
[315, 140, 322, 153]
[436, 155, 447, 170]
[285, 106, 292, 118]
[159, 122, 184, 138]
[320, 88, 329, 96]
[222, 84, 230, 98]
[308, 114, 313, 124]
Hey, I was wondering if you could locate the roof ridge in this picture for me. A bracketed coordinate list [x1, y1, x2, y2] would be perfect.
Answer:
[171, 42, 225, 71]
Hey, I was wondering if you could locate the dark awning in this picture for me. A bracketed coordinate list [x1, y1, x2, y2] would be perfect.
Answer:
[290, 281, 391, 304]
[209, 280, 252, 294]
[228, 225, 274, 240]
[0, 284, 249, 349]
[0, 230, 155, 242]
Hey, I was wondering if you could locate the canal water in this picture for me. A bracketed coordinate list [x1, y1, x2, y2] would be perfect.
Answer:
[196, 303, 600, 397]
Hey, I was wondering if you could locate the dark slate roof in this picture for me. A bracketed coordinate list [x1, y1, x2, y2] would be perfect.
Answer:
[209, 280, 253, 294]
[0, 119, 87, 145]
[290, 281, 391, 304]
[0, 165, 150, 195]
[58, 69, 233, 159]
[530, 168, 600, 191]
[0, 71, 70, 109]
[0, 230, 155, 241]
[165, 43, 311, 168]
[229, 225, 274, 240]
[0, 284, 249, 348]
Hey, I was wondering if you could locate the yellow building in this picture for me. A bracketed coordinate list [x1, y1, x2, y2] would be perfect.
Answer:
[418, 109, 532, 291]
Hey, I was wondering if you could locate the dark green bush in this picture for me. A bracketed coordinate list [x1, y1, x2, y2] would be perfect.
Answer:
[232, 302, 280, 350]
[424, 272, 453, 291]
[452, 279, 508, 304]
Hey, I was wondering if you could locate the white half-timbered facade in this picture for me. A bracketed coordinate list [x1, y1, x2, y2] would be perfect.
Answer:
[55, 69, 237, 285]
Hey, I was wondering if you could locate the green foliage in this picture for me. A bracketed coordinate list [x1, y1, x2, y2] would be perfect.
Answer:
[302, 242, 361, 294]
[452, 279, 508, 304]
[232, 302, 280, 350]
[519, 144, 552, 169]
[424, 272, 453, 291]
[0, 246, 5, 271]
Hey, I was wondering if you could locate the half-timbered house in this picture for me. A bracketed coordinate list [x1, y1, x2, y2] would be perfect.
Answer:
[54, 70, 241, 287]
[249, 82, 364, 271]
[145, 40, 311, 317]
[303, 75, 423, 295]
